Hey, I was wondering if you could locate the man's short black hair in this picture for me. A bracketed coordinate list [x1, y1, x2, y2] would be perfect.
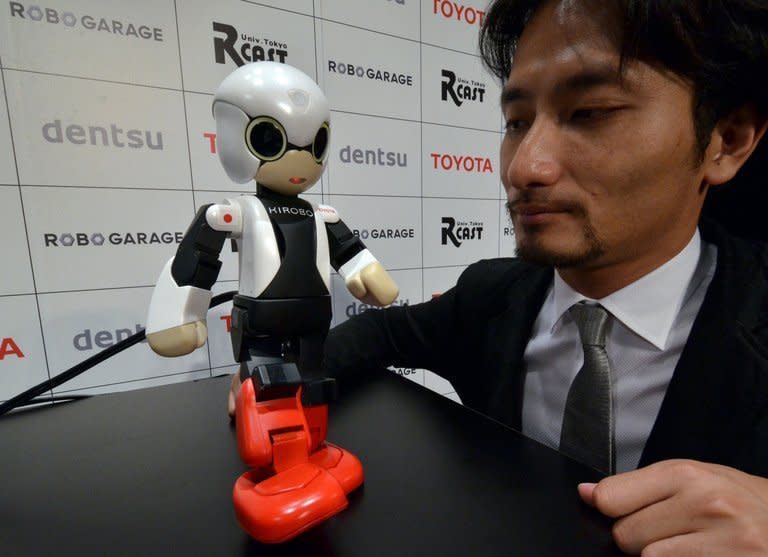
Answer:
[479, 0, 768, 157]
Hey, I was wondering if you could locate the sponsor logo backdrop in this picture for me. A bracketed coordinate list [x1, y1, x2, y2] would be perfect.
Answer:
[0, 0, 514, 403]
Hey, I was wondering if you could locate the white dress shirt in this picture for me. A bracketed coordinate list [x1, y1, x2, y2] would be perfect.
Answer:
[522, 230, 718, 472]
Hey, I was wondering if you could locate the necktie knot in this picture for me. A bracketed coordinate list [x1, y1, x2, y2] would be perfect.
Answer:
[569, 303, 610, 348]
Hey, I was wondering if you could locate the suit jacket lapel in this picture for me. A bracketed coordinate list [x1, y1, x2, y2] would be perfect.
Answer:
[485, 265, 553, 431]
[640, 225, 768, 468]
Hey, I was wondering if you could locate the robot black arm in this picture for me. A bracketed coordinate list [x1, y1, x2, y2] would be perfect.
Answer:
[171, 204, 228, 289]
[325, 219, 366, 271]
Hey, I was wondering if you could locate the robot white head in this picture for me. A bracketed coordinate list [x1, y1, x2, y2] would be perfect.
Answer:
[213, 62, 330, 195]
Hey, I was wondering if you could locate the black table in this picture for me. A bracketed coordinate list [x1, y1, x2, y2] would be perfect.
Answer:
[0, 372, 621, 556]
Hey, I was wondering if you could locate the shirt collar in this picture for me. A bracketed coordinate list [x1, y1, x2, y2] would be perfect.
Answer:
[551, 230, 702, 350]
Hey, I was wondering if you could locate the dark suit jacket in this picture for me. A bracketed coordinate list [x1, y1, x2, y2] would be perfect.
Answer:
[324, 222, 768, 475]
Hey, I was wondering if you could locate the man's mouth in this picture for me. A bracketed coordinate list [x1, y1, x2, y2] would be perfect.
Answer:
[512, 203, 569, 215]
[509, 202, 572, 225]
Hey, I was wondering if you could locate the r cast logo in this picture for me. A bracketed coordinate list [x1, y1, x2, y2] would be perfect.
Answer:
[213, 21, 288, 67]
[43, 232, 184, 247]
[441, 70, 486, 107]
[441, 217, 484, 247]
[8, 2, 164, 41]
[327, 60, 413, 86]
[432, 0, 485, 26]
[339, 145, 407, 168]
[430, 152, 493, 173]
[352, 228, 415, 240]
[0, 337, 24, 360]
[42, 119, 164, 151]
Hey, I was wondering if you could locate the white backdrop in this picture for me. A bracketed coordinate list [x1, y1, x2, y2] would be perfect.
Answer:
[0, 0, 515, 403]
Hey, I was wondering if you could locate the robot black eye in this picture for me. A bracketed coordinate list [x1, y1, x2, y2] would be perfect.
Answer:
[245, 117, 287, 161]
[312, 123, 330, 163]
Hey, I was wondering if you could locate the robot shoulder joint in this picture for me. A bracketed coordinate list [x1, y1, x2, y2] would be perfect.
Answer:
[205, 201, 243, 235]
[316, 204, 340, 224]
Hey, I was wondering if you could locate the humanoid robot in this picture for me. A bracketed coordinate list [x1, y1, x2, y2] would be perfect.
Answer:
[145, 62, 399, 543]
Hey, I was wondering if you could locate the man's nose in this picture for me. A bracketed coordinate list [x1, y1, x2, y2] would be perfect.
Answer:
[504, 119, 563, 191]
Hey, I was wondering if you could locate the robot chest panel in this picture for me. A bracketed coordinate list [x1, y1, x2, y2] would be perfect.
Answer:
[236, 194, 327, 299]
[259, 195, 318, 260]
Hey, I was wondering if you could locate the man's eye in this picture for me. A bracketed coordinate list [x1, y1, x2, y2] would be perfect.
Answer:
[505, 119, 529, 133]
[570, 108, 612, 121]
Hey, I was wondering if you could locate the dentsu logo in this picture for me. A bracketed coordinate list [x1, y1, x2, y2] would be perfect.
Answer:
[42, 119, 164, 150]
[73, 325, 146, 351]
[339, 145, 407, 168]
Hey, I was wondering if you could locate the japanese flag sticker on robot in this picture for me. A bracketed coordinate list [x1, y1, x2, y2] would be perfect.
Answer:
[145, 62, 399, 543]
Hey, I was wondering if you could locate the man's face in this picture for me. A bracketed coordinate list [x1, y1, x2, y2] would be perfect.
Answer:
[501, 0, 709, 271]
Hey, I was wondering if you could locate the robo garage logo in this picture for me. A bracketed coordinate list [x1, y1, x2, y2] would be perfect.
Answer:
[441, 70, 486, 107]
[0, 337, 24, 360]
[441, 217, 484, 247]
[352, 227, 415, 241]
[8, 2, 164, 41]
[213, 21, 288, 66]
[503, 222, 515, 238]
[327, 60, 413, 86]
[43, 231, 183, 247]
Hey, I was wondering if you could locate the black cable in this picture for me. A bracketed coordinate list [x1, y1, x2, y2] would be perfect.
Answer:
[10, 395, 91, 411]
[0, 291, 236, 417]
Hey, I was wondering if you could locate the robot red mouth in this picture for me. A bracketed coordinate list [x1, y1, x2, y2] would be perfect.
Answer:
[289, 177, 307, 185]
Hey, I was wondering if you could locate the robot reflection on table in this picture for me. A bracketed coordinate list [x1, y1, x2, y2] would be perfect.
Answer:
[144, 62, 399, 543]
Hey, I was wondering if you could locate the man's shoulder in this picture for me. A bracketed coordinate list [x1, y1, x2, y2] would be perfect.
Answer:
[454, 257, 552, 305]
[700, 221, 768, 337]
[701, 220, 768, 276]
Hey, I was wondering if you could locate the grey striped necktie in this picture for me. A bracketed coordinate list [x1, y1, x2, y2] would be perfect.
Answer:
[559, 303, 615, 475]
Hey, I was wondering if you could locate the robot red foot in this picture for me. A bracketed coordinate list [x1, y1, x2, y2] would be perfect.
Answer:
[233, 366, 364, 543]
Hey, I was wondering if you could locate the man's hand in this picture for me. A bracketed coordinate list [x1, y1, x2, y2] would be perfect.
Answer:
[579, 459, 768, 556]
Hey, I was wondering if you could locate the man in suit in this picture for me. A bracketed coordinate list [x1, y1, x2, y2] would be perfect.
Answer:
[327, 0, 768, 554]
[231, 0, 768, 553]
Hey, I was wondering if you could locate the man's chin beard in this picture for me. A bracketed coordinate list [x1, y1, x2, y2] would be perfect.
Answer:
[506, 201, 605, 267]
[515, 241, 604, 267]
[513, 227, 606, 268]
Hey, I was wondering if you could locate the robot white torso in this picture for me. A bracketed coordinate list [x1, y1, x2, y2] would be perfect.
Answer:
[205, 195, 332, 298]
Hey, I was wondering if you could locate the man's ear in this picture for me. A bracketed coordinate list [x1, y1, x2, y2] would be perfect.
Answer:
[702, 104, 768, 187]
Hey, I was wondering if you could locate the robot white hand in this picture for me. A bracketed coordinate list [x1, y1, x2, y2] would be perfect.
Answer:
[345, 261, 399, 307]
[145, 258, 212, 357]
[147, 321, 208, 358]
[331, 230, 398, 306]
